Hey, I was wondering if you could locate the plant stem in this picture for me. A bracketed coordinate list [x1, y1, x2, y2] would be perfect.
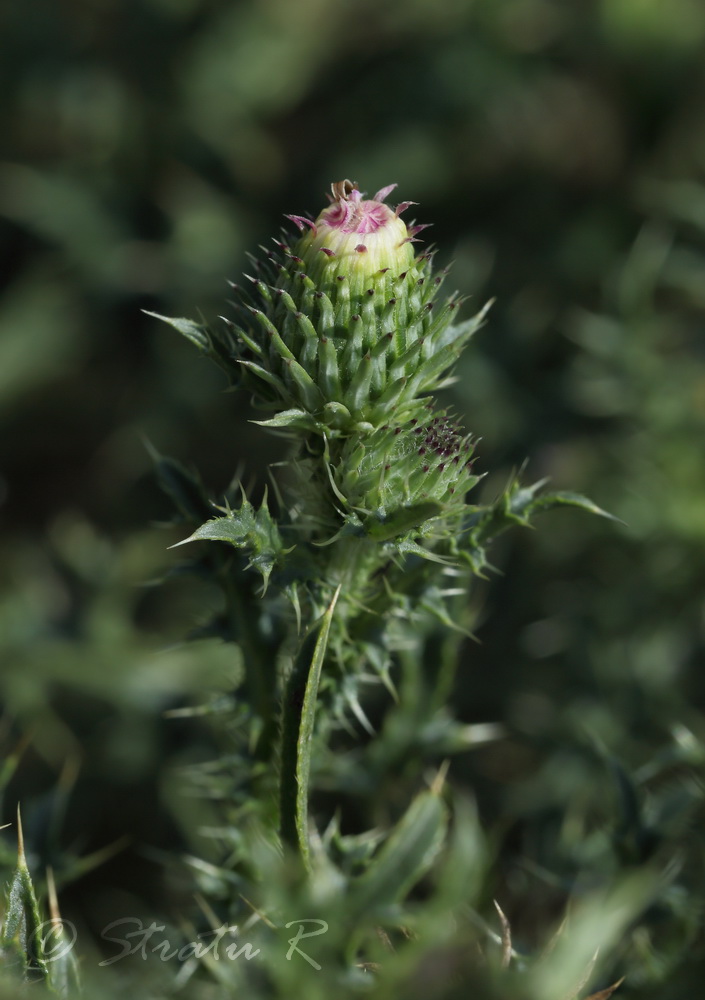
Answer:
[222, 570, 277, 762]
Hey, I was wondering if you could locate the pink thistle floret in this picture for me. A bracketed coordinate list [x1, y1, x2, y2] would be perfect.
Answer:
[321, 187, 393, 235]
[295, 180, 419, 281]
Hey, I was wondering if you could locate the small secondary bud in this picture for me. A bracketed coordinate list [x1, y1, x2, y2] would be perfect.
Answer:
[336, 411, 480, 525]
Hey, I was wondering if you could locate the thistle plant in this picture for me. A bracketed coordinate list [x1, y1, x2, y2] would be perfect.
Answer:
[0, 181, 620, 998]
[149, 179, 602, 872]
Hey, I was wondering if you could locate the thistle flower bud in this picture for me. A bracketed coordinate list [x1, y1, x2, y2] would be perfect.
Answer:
[293, 179, 415, 292]
[231, 180, 487, 433]
[335, 409, 480, 537]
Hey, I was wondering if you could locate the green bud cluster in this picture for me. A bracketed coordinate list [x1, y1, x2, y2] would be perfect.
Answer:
[230, 180, 487, 433]
[335, 408, 480, 523]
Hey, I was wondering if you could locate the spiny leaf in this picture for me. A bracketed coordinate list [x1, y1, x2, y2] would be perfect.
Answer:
[459, 478, 614, 576]
[143, 311, 210, 351]
[279, 587, 342, 867]
[147, 444, 213, 523]
[144, 311, 236, 378]
[175, 509, 258, 547]
[294, 585, 342, 869]
[521, 489, 619, 522]
[45, 869, 81, 998]
[171, 496, 288, 592]
[433, 795, 486, 910]
[1, 809, 49, 984]
[348, 781, 448, 922]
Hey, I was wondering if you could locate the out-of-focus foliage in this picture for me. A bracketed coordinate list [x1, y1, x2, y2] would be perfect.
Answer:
[2, 1, 705, 997]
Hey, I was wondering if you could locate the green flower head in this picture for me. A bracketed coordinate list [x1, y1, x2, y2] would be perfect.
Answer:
[229, 180, 487, 434]
[336, 408, 479, 523]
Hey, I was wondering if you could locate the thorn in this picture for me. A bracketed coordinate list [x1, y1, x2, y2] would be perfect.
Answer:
[395, 200, 418, 216]
[430, 759, 450, 795]
[493, 900, 512, 968]
[584, 977, 626, 1000]
[47, 867, 61, 923]
[319, 247, 336, 257]
[16, 803, 25, 863]
[355, 244, 367, 253]
[239, 894, 278, 930]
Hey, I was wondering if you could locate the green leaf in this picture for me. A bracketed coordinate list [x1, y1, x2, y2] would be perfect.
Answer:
[45, 871, 82, 999]
[171, 496, 288, 592]
[174, 511, 256, 547]
[279, 587, 342, 868]
[294, 586, 341, 870]
[1, 812, 49, 985]
[348, 782, 448, 922]
[432, 795, 486, 911]
[459, 478, 614, 575]
[143, 310, 210, 351]
[145, 311, 239, 382]
[147, 445, 213, 523]
[251, 408, 314, 429]
[522, 489, 619, 522]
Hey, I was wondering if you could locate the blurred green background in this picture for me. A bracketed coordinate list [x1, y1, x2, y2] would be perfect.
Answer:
[2, 0, 705, 993]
